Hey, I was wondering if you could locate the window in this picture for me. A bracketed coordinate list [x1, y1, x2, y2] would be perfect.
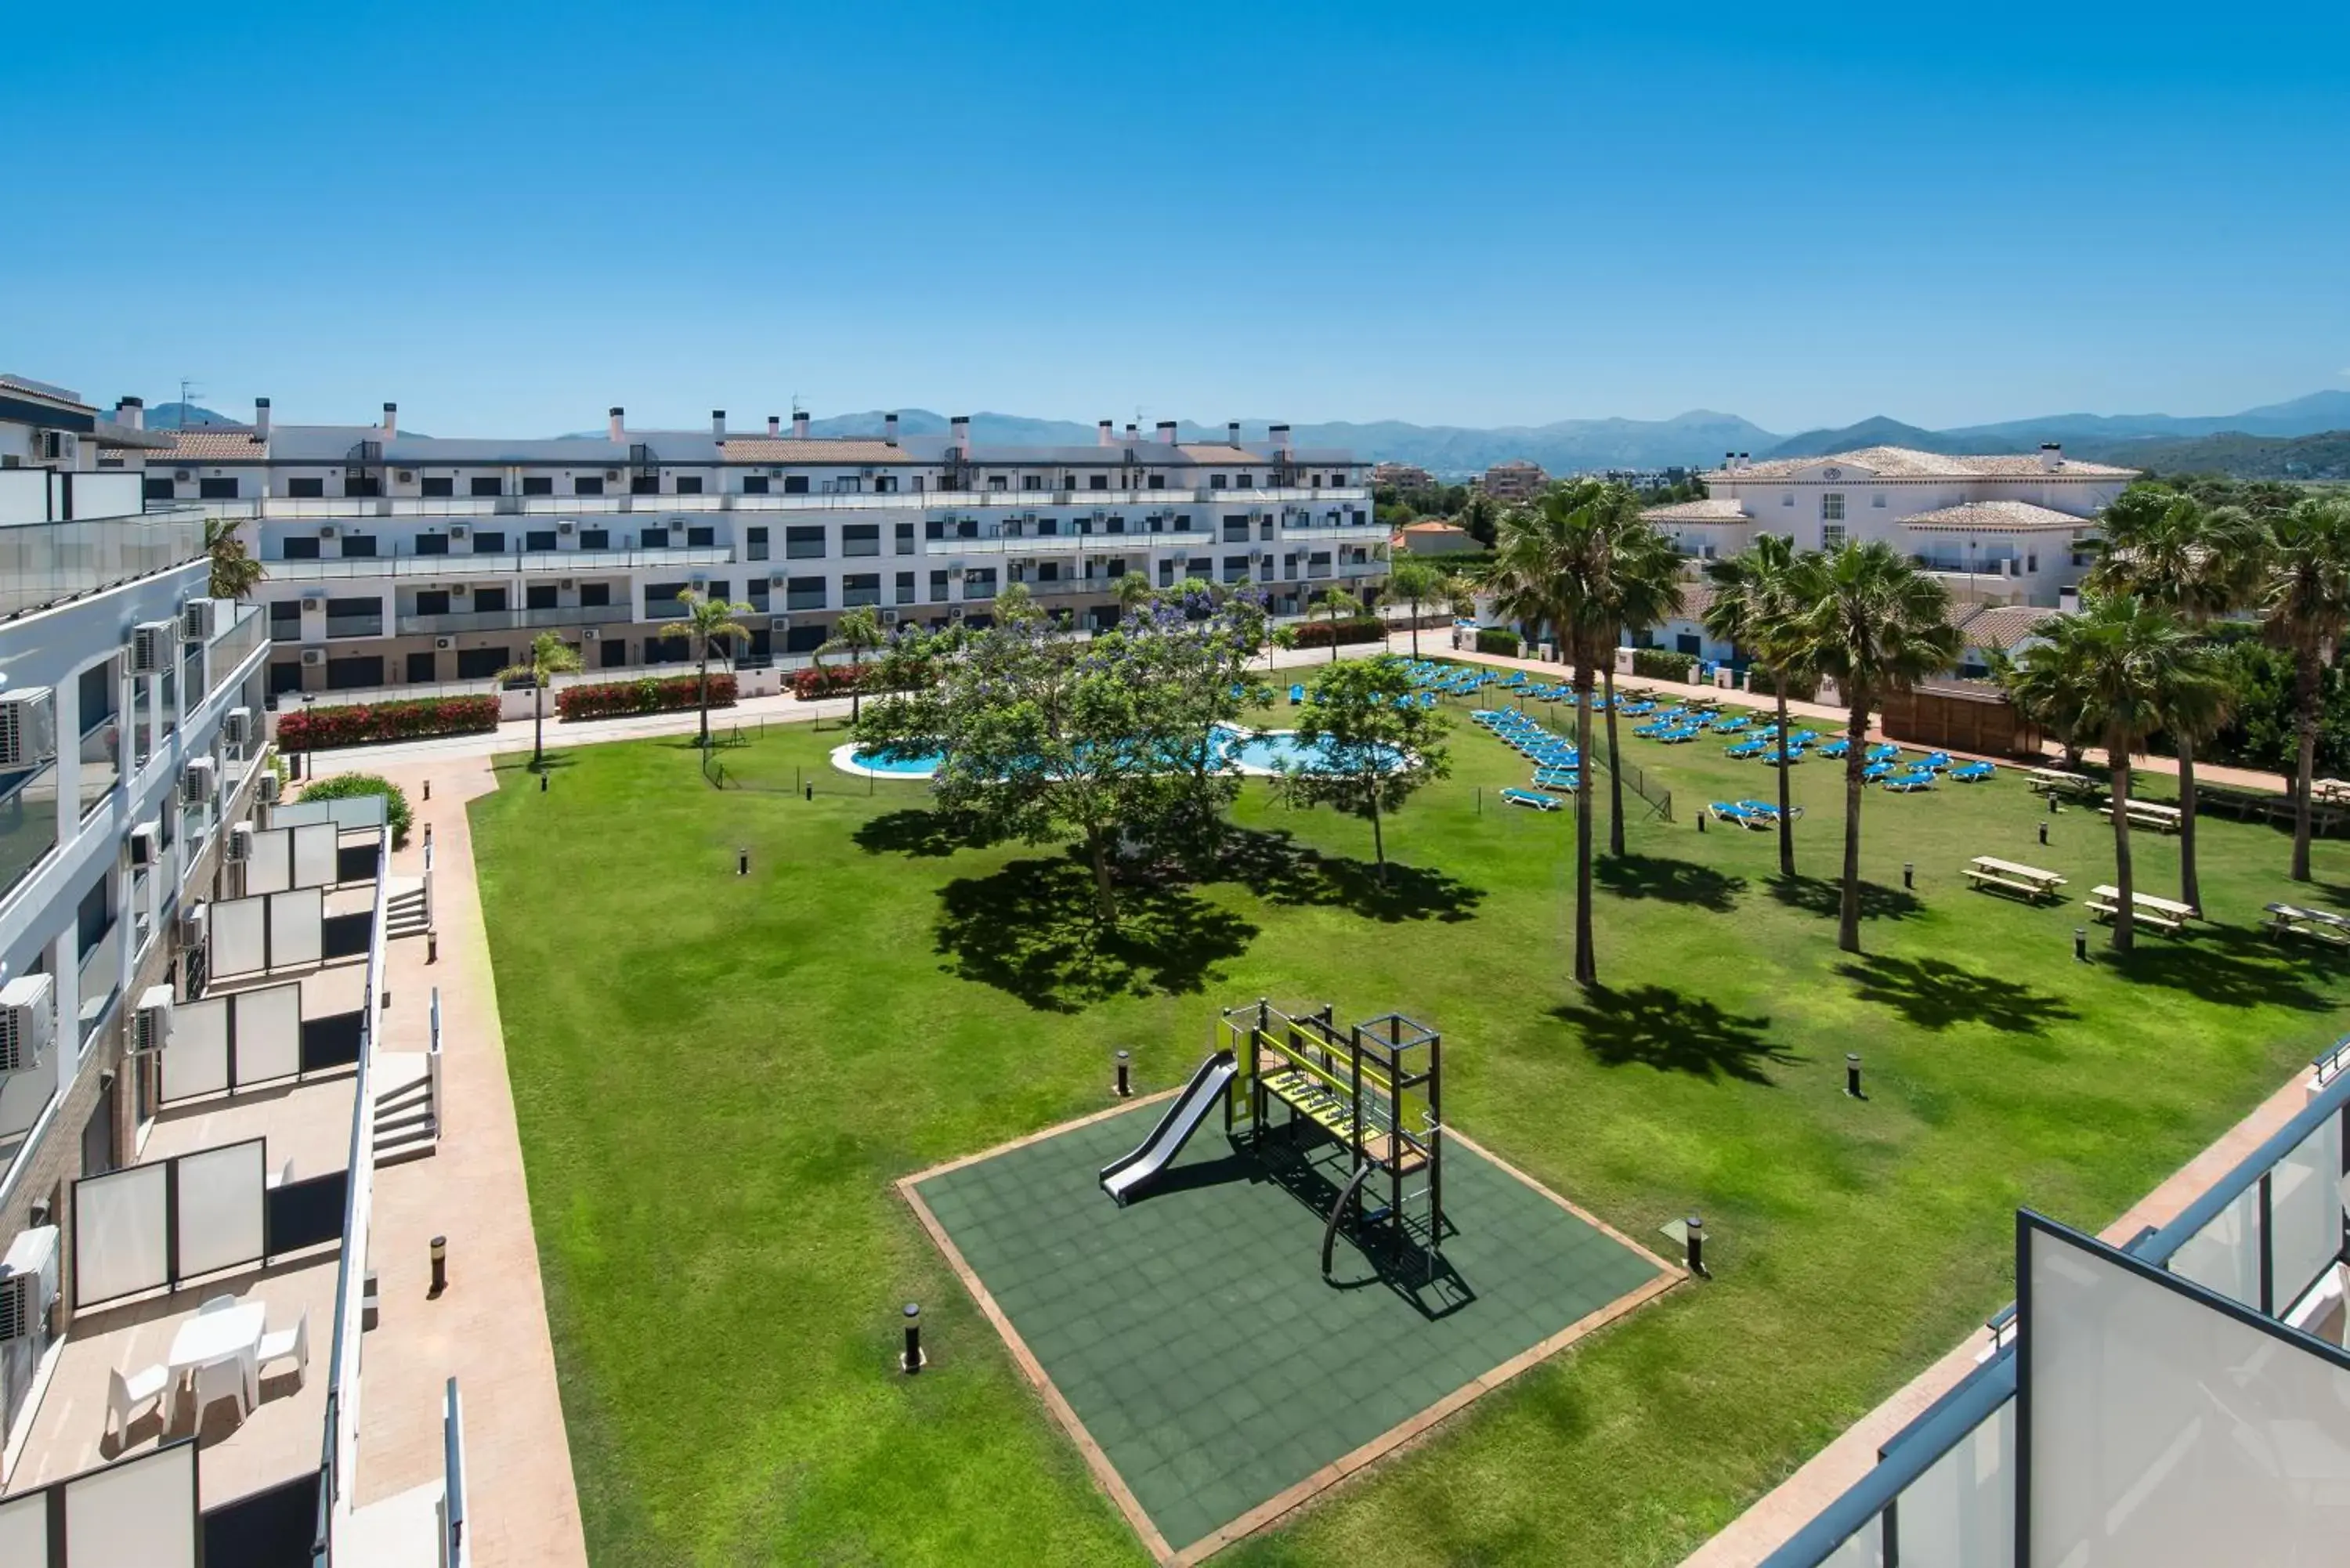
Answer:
[198, 477, 238, 500]
[930, 570, 949, 602]
[1781, 493, 1795, 507]
[965, 568, 996, 598]
[281, 537, 321, 560]
[472, 587, 508, 612]
[326, 656, 385, 690]
[786, 577, 826, 611]
[747, 527, 770, 560]
[286, 477, 324, 499]
[1821, 493, 1845, 521]
[683, 526, 713, 547]
[640, 526, 669, 549]
[526, 584, 559, 610]
[1222, 555, 1250, 583]
[1223, 515, 1251, 543]
[988, 475, 1009, 490]
[574, 475, 605, 496]
[1038, 517, 1060, 537]
[1871, 493, 1886, 508]
[471, 476, 503, 497]
[341, 533, 377, 558]
[1148, 475, 1165, 490]
[843, 574, 882, 606]
[1023, 475, 1045, 490]
[144, 477, 175, 501]
[1676, 633, 1701, 656]
[895, 571, 916, 604]
[631, 475, 660, 495]
[406, 650, 436, 682]
[456, 647, 509, 680]
[526, 530, 557, 551]
[1821, 524, 1846, 550]
[674, 475, 703, 495]
[875, 475, 898, 493]
[741, 475, 769, 495]
[747, 578, 769, 610]
[522, 475, 555, 496]
[1234, 472, 1250, 487]
[580, 583, 611, 607]
[786, 526, 826, 559]
[1158, 560, 1176, 587]
[415, 591, 452, 616]
[1210, 474, 1228, 490]
[423, 476, 454, 497]
[602, 638, 626, 668]
[473, 530, 507, 553]
[895, 522, 915, 555]
[349, 475, 381, 497]
[579, 528, 609, 550]
[2026, 552, 2038, 573]
[414, 532, 449, 556]
[783, 475, 809, 494]
[270, 600, 302, 639]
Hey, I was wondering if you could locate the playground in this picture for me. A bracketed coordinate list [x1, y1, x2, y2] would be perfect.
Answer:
[906, 1006, 1675, 1561]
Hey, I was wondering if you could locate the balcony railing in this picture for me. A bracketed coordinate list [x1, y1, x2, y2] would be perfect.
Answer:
[395, 604, 624, 637]
[77, 715, 120, 818]
[324, 616, 384, 639]
[204, 486, 1368, 525]
[206, 603, 268, 694]
[260, 546, 732, 579]
[930, 529, 1214, 557]
[0, 507, 208, 619]
[784, 591, 827, 612]
[0, 763, 60, 908]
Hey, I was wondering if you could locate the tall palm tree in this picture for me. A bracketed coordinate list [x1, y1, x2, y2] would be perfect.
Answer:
[1318, 588, 1361, 663]
[818, 605, 886, 724]
[1387, 558, 1441, 660]
[496, 630, 584, 771]
[1785, 542, 1962, 953]
[2088, 489, 2263, 908]
[1597, 500, 1686, 857]
[2261, 497, 2350, 881]
[674, 588, 750, 748]
[1990, 641, 2095, 775]
[1489, 489, 1615, 988]
[2021, 596, 2230, 950]
[204, 515, 265, 600]
[1115, 572, 1156, 619]
[1706, 533, 1806, 878]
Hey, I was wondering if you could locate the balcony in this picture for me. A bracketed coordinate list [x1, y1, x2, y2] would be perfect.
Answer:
[324, 615, 384, 639]
[262, 545, 732, 580]
[0, 762, 60, 906]
[0, 507, 207, 619]
[78, 917, 121, 1036]
[784, 589, 827, 612]
[206, 603, 269, 694]
[209, 486, 1367, 525]
[931, 529, 1213, 558]
[395, 604, 624, 637]
[77, 713, 121, 818]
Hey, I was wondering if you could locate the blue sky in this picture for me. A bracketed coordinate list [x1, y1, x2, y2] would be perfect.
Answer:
[5, 1, 2346, 436]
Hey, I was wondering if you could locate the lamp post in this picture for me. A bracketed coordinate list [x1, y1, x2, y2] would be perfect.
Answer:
[300, 693, 316, 781]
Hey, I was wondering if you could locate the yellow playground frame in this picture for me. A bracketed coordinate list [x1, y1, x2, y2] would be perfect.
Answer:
[1220, 999, 1447, 1269]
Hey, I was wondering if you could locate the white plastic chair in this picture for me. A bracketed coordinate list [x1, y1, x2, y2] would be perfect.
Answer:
[105, 1363, 171, 1441]
[190, 1351, 255, 1425]
[197, 1294, 238, 1315]
[255, 1306, 309, 1389]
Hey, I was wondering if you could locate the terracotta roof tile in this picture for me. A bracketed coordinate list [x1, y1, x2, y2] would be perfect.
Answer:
[1900, 500, 2094, 533]
[1640, 498, 1750, 522]
[716, 439, 917, 464]
[150, 429, 266, 461]
[1708, 446, 2137, 482]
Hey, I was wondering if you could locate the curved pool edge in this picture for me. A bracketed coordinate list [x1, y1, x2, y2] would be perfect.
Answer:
[828, 741, 942, 781]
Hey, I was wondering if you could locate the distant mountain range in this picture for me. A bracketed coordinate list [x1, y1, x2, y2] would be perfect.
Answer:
[142, 391, 2350, 479]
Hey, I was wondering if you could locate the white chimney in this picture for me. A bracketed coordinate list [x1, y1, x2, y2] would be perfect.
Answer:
[609, 406, 625, 442]
[1723, 451, 1736, 470]
[884, 412, 899, 446]
[1097, 419, 1114, 447]
[381, 402, 398, 438]
[1125, 423, 1138, 443]
[792, 410, 810, 440]
[768, 414, 781, 436]
[1157, 421, 1178, 446]
[950, 415, 971, 451]
[115, 396, 144, 431]
[255, 397, 271, 439]
[1270, 423, 1292, 458]
[2039, 443, 2063, 472]
[712, 410, 727, 436]
[1227, 421, 1242, 447]
[1737, 452, 1750, 471]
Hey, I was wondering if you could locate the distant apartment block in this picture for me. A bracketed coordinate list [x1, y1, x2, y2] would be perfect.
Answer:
[1479, 459, 1549, 502]
[1640, 444, 2135, 608]
[1392, 520, 1478, 556]
[135, 404, 1383, 699]
[1372, 462, 1437, 492]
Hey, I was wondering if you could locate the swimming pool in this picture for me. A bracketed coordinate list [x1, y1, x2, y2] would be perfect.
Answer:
[830, 724, 1399, 781]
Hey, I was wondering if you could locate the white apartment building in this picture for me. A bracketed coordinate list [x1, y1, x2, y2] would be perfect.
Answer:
[1640, 444, 2137, 609]
[140, 405, 1383, 698]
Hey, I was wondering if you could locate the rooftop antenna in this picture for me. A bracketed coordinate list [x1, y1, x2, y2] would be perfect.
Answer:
[176, 378, 204, 428]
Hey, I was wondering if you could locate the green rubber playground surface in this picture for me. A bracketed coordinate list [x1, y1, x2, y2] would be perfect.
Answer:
[913, 1104, 1671, 1553]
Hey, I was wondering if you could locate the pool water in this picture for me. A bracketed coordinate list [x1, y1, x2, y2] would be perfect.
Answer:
[840, 723, 1397, 780]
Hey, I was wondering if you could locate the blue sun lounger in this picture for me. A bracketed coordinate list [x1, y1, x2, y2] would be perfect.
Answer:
[1762, 746, 1806, 768]
[1862, 761, 1897, 782]
[1533, 767, 1581, 790]
[1817, 739, 1850, 759]
[1711, 715, 1753, 735]
[1866, 743, 1902, 762]
[1884, 770, 1938, 793]
[1725, 737, 1773, 760]
[1950, 761, 1997, 782]
[1738, 799, 1802, 824]
[1501, 787, 1564, 812]
[1918, 752, 1953, 771]
[1657, 725, 1704, 744]
[1289, 684, 1304, 705]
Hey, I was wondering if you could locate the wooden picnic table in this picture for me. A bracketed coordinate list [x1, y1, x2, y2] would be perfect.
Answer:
[1965, 856, 2066, 901]
[2266, 903, 2350, 948]
[2098, 799, 2184, 833]
[2315, 779, 2350, 805]
[2086, 884, 2199, 933]
[2027, 768, 2101, 797]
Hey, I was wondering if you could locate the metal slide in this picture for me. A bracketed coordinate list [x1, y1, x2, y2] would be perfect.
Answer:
[1099, 1050, 1237, 1206]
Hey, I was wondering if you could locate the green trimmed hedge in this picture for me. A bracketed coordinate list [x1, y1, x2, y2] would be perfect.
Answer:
[299, 773, 413, 848]
[1632, 649, 1699, 681]
[276, 695, 500, 750]
[557, 674, 737, 722]
[1474, 627, 1522, 656]
[1292, 617, 1387, 649]
[1744, 664, 1819, 700]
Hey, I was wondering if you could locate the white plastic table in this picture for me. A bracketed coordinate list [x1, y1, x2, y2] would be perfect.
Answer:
[167, 1303, 265, 1418]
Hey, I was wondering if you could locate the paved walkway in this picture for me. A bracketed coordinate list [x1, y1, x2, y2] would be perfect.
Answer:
[343, 756, 589, 1568]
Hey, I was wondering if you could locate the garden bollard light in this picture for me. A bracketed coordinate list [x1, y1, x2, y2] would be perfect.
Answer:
[1697, 810, 1706, 833]
[1846, 1053, 1864, 1099]
[540, 773, 548, 793]
[429, 1236, 447, 1298]
[2075, 927, 2089, 962]
[805, 782, 815, 802]
[902, 1302, 924, 1373]
[2038, 820, 2048, 847]
[424, 823, 433, 850]
[427, 931, 439, 965]
[422, 779, 431, 802]
[1903, 862, 1914, 889]
[1686, 1215, 1707, 1278]
[738, 847, 750, 876]
[1115, 1049, 1132, 1098]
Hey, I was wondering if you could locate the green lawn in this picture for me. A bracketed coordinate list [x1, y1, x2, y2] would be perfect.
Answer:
[471, 688, 2350, 1566]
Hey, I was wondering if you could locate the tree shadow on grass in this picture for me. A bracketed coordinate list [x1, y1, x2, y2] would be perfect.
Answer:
[1769, 873, 1922, 923]
[1214, 827, 1484, 924]
[853, 807, 988, 858]
[2104, 924, 2338, 1012]
[935, 850, 1257, 1012]
[1552, 984, 1799, 1085]
[1838, 955, 2079, 1034]
[1596, 852, 1746, 912]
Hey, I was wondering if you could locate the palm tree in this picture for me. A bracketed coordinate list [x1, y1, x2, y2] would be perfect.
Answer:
[2020, 596, 2230, 950]
[1318, 588, 1361, 663]
[1990, 641, 2095, 774]
[1596, 500, 1686, 858]
[1488, 489, 1615, 988]
[1115, 572, 1156, 619]
[1706, 533, 1806, 878]
[205, 515, 265, 600]
[674, 588, 750, 748]
[496, 630, 584, 771]
[818, 605, 886, 724]
[2261, 498, 2350, 881]
[1387, 558, 1441, 660]
[1785, 542, 1963, 953]
[2088, 489, 2263, 908]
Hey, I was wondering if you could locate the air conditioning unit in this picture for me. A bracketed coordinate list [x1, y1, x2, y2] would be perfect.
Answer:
[129, 819, 161, 866]
[223, 706, 254, 750]
[318, 524, 336, 539]
[604, 469, 621, 482]
[300, 595, 324, 613]
[0, 1225, 60, 1344]
[434, 636, 455, 651]
[396, 470, 415, 482]
[451, 583, 471, 595]
[0, 974, 56, 1076]
[226, 822, 255, 862]
[560, 579, 574, 591]
[174, 468, 193, 482]
[128, 986, 173, 1055]
[450, 525, 468, 540]
[255, 772, 282, 807]
[181, 755, 217, 804]
[180, 598, 219, 641]
[300, 647, 326, 667]
[769, 574, 784, 587]
[178, 901, 208, 952]
[559, 520, 575, 535]
[129, 620, 177, 675]
[881, 609, 899, 624]
[582, 627, 600, 641]
[0, 686, 57, 769]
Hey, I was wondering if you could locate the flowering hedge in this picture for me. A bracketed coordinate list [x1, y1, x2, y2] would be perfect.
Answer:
[793, 663, 870, 699]
[556, 674, 736, 722]
[1291, 617, 1388, 649]
[277, 695, 500, 750]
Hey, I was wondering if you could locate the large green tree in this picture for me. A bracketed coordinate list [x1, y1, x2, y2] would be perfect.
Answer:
[1277, 656, 1452, 882]
[496, 630, 584, 771]
[1706, 533, 1809, 879]
[2088, 486, 2262, 909]
[2262, 497, 2350, 880]
[1785, 542, 1962, 953]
